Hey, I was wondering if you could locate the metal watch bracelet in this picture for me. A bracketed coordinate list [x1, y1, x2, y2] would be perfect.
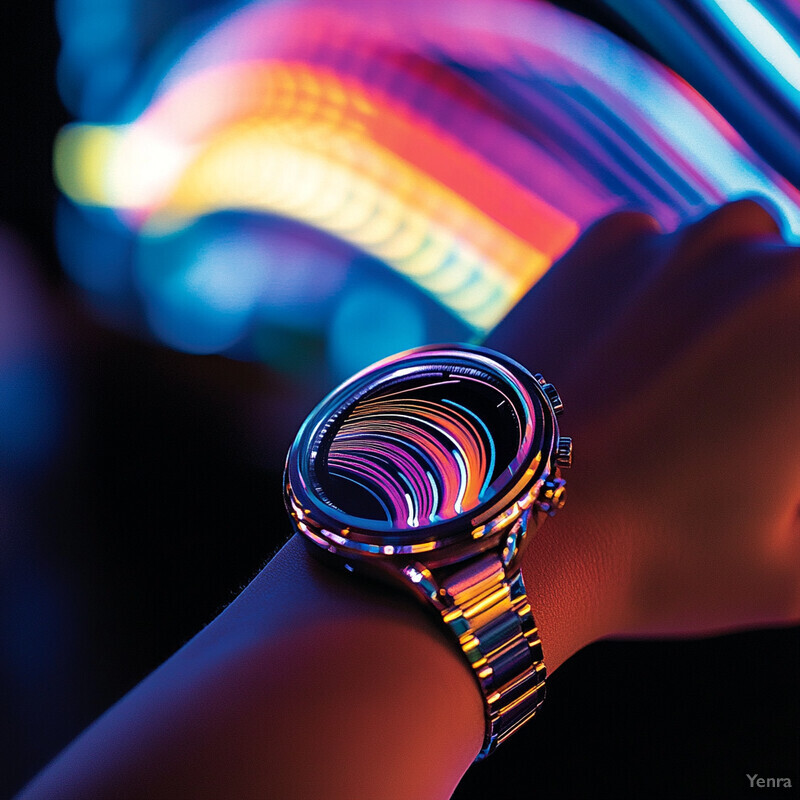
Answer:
[437, 550, 546, 760]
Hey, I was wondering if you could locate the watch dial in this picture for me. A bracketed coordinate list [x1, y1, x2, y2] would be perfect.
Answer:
[310, 365, 532, 531]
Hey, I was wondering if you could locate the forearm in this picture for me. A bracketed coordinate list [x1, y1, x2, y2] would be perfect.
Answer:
[19, 535, 484, 800]
[20, 518, 609, 800]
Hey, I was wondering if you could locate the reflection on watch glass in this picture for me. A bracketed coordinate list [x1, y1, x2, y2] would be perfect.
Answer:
[312, 366, 529, 529]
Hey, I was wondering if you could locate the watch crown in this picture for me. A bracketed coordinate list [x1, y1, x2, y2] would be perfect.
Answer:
[542, 382, 564, 416]
[535, 476, 567, 516]
[555, 436, 573, 469]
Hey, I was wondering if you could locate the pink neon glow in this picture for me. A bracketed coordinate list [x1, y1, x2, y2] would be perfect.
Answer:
[327, 394, 501, 527]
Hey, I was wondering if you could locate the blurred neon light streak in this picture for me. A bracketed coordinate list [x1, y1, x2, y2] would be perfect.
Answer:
[601, 0, 800, 195]
[499, 1, 800, 238]
[164, 0, 800, 233]
[53, 0, 800, 353]
[707, 0, 800, 97]
[55, 122, 196, 211]
[56, 58, 580, 252]
[55, 60, 578, 330]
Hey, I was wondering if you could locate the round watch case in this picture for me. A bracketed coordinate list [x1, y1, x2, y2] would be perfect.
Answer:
[284, 344, 567, 577]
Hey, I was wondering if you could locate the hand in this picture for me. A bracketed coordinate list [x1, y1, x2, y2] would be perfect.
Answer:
[487, 199, 800, 660]
[17, 201, 798, 800]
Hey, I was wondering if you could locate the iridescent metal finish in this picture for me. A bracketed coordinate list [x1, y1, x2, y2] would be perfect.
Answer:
[439, 548, 546, 758]
[284, 344, 569, 760]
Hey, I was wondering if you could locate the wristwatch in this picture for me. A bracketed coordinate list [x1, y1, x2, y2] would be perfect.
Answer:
[283, 343, 571, 760]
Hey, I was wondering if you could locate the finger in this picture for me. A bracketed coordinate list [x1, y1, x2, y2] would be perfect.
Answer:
[663, 197, 786, 280]
[559, 207, 797, 423]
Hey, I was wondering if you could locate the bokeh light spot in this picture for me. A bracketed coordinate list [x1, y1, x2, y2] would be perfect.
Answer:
[328, 284, 426, 381]
[136, 223, 268, 354]
[55, 200, 133, 299]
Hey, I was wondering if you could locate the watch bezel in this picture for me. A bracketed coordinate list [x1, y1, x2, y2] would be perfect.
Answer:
[285, 344, 559, 564]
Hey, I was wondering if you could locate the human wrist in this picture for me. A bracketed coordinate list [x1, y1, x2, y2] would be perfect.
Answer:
[19, 534, 485, 800]
[520, 456, 635, 672]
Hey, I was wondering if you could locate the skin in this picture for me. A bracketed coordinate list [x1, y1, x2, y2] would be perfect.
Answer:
[496, 200, 800, 648]
[18, 200, 800, 799]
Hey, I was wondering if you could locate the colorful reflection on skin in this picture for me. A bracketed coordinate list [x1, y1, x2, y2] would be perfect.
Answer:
[325, 378, 521, 528]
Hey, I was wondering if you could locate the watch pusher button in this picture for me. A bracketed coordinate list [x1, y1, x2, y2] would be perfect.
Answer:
[542, 383, 563, 416]
[533, 374, 563, 415]
[555, 436, 573, 469]
[535, 476, 567, 516]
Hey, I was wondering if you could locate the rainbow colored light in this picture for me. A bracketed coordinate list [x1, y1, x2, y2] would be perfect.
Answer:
[53, 0, 800, 365]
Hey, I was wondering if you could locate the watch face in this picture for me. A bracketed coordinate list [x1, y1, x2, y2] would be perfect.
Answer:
[288, 346, 554, 547]
[316, 369, 523, 528]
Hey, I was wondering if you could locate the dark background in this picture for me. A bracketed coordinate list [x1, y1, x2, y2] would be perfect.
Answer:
[1, 3, 798, 798]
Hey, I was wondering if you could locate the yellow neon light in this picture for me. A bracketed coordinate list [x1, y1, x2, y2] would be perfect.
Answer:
[54, 60, 579, 330]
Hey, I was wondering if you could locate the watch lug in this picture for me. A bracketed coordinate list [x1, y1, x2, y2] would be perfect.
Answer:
[402, 563, 446, 610]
